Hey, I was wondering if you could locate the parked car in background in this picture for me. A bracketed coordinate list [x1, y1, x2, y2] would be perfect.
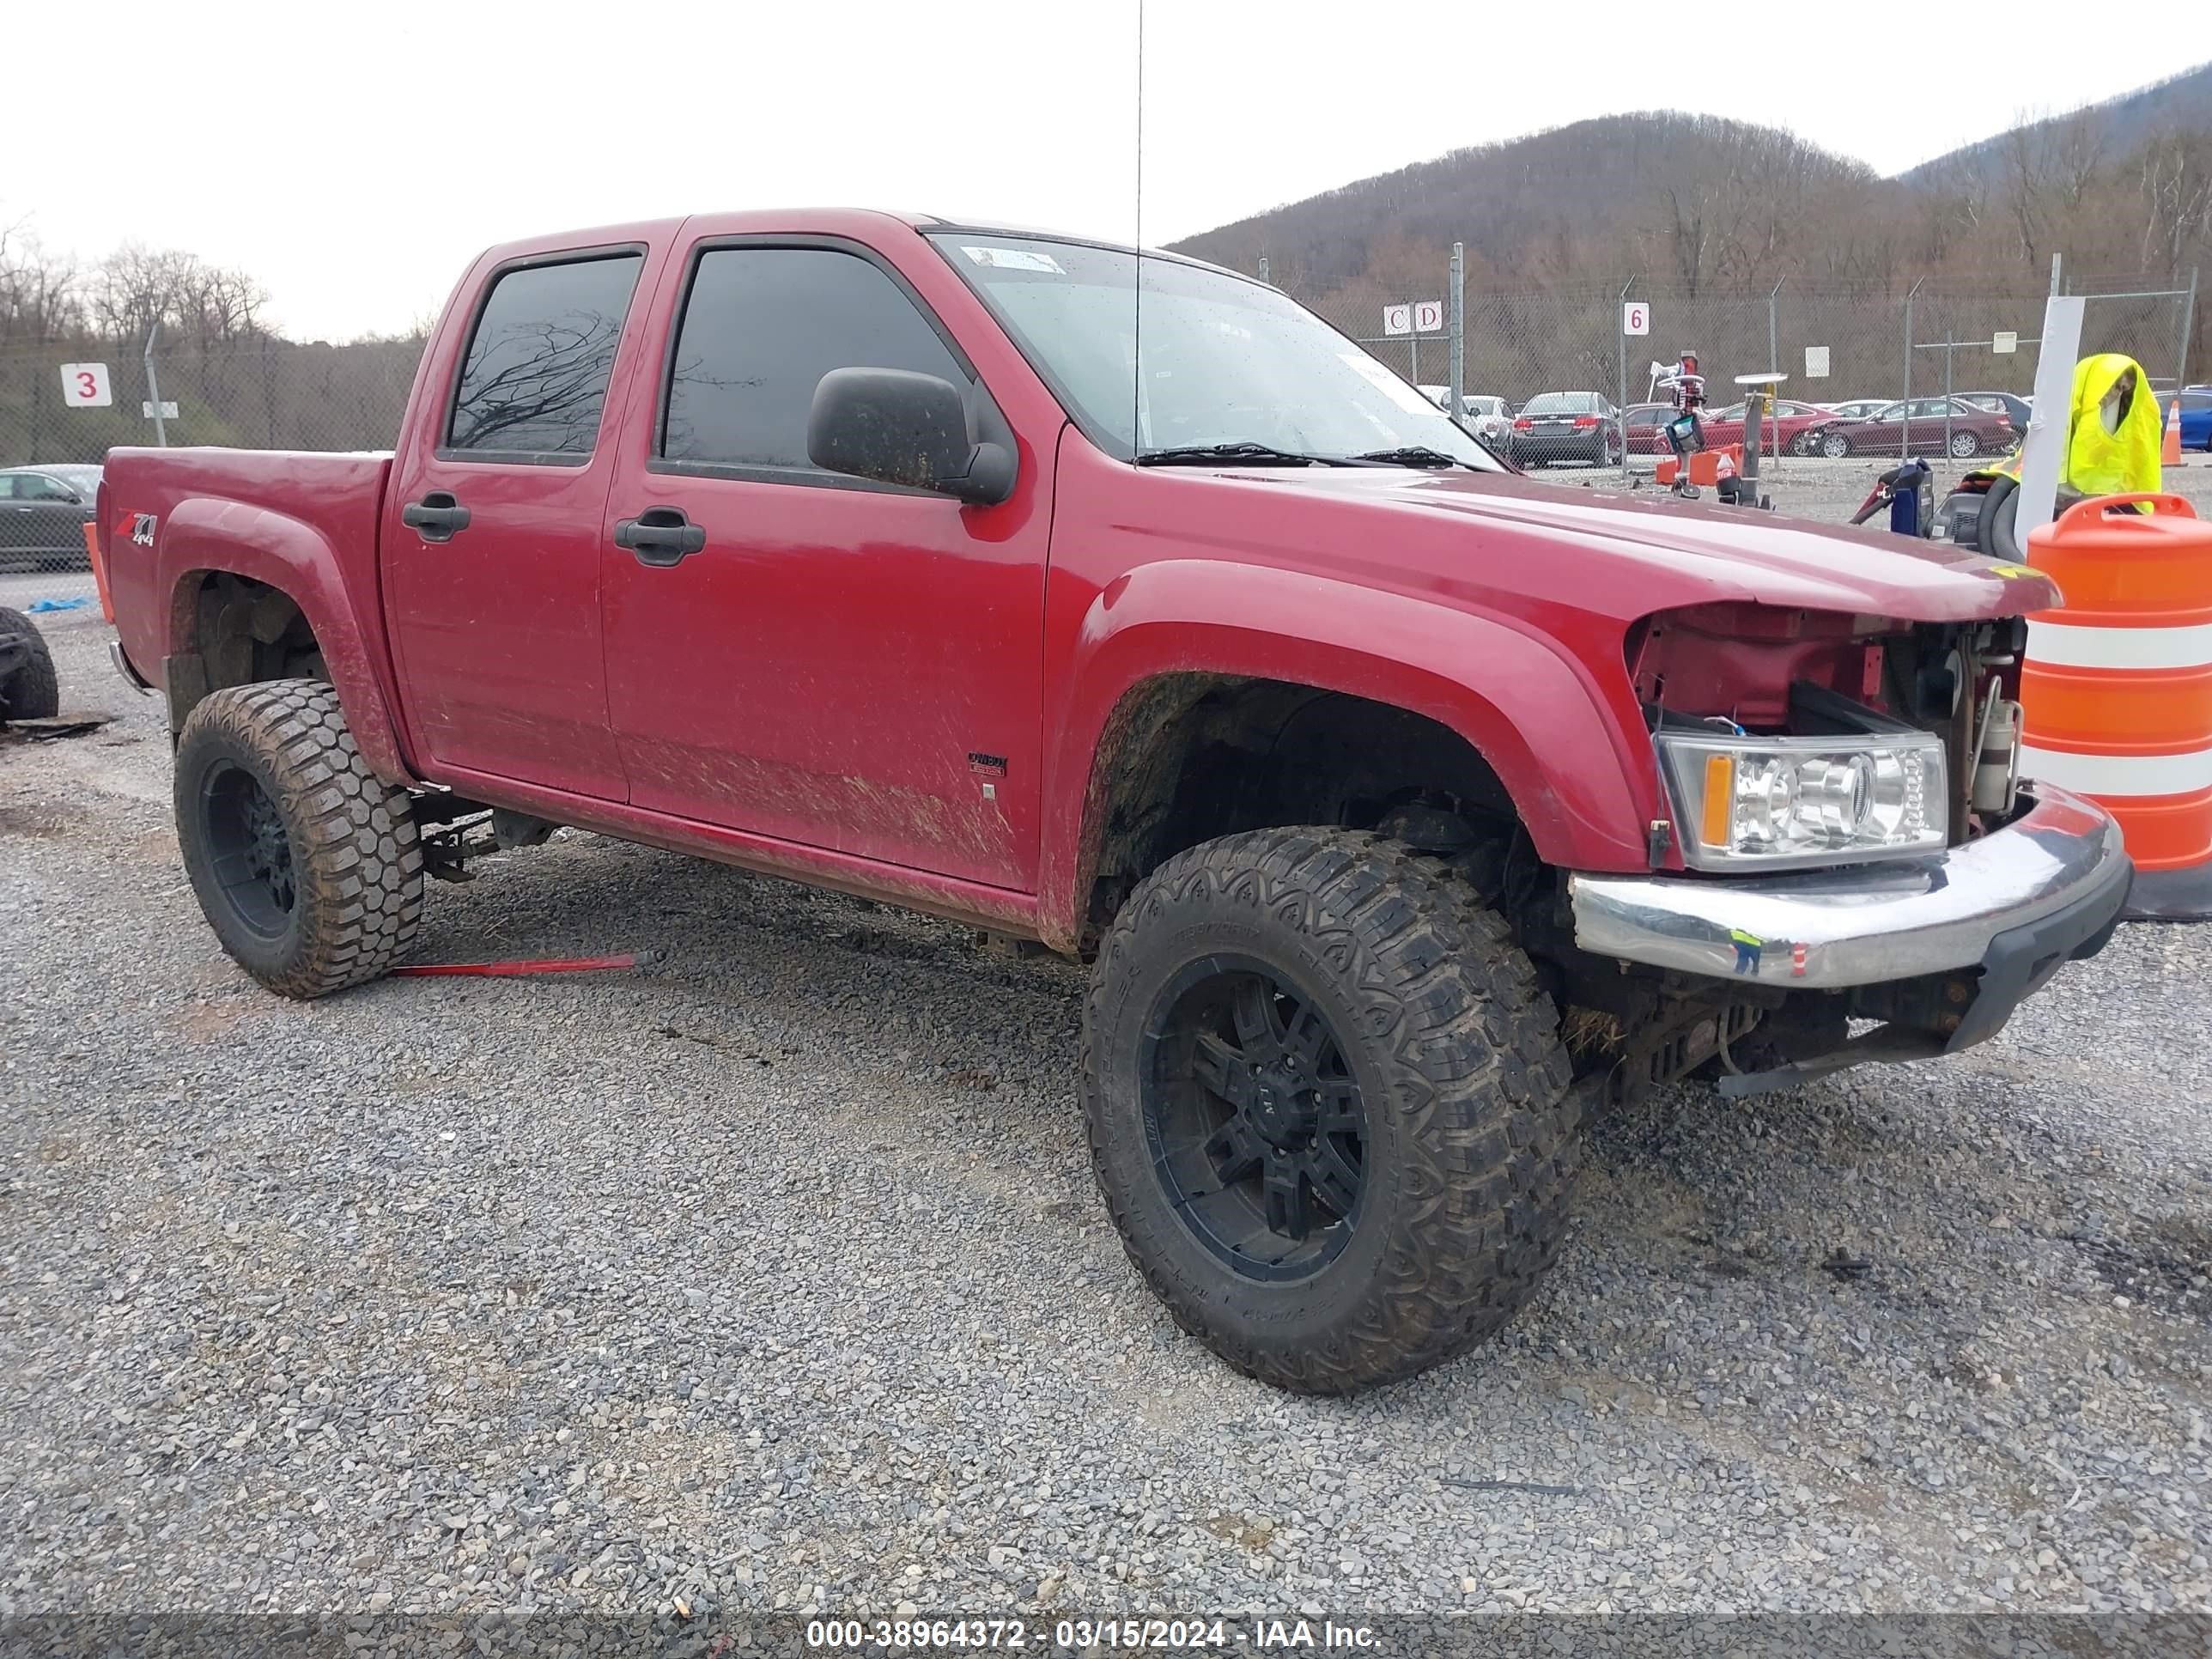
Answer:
[1507, 391, 1622, 466]
[1798, 398, 2014, 460]
[1623, 402, 1673, 454]
[1698, 398, 1837, 457]
[1459, 393, 1511, 447]
[2171, 388, 2212, 451]
[1957, 392, 2033, 428]
[1419, 387, 1513, 447]
[0, 465, 99, 570]
[1824, 398, 1894, 421]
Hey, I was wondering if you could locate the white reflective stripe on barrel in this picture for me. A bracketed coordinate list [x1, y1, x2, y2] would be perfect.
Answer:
[2025, 617, 2212, 671]
[2019, 744, 2212, 798]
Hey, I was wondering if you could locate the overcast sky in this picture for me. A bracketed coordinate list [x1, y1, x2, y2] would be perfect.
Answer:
[14, 2, 2209, 341]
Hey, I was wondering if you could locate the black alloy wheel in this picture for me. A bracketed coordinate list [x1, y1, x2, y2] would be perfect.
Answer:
[1141, 956, 1370, 1282]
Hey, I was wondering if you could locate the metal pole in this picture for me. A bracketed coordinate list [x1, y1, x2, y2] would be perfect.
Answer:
[2178, 265, 2198, 392]
[1410, 330, 1419, 389]
[2051, 252, 2062, 297]
[1258, 254, 1269, 285]
[1449, 241, 1464, 427]
[1767, 276, 1784, 465]
[1942, 334, 1954, 465]
[143, 322, 168, 447]
[1901, 281, 1923, 461]
[1618, 275, 1636, 479]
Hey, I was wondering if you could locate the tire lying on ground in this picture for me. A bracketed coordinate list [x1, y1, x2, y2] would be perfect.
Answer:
[173, 678, 424, 999]
[0, 605, 60, 721]
[1082, 826, 1579, 1394]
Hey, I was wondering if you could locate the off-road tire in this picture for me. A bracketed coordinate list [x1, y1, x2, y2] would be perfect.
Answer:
[0, 606, 60, 720]
[1082, 827, 1578, 1394]
[173, 679, 422, 998]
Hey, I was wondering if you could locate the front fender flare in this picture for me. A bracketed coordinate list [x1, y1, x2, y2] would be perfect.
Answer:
[158, 496, 416, 785]
[1038, 560, 1656, 950]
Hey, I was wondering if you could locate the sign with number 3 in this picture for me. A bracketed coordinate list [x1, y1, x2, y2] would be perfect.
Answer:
[60, 362, 114, 408]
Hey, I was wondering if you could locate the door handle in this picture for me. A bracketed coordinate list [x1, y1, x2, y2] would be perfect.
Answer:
[614, 506, 706, 568]
[401, 492, 471, 543]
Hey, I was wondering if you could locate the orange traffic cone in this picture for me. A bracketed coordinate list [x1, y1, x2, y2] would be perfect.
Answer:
[2165, 398, 2184, 465]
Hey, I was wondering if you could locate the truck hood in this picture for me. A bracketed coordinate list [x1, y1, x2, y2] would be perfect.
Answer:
[1231, 466, 2060, 623]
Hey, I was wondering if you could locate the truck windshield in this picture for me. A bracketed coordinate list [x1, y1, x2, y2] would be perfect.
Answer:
[929, 233, 1502, 471]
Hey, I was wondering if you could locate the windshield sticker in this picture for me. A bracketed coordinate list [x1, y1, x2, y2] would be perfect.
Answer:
[961, 246, 1066, 274]
[1340, 351, 1438, 416]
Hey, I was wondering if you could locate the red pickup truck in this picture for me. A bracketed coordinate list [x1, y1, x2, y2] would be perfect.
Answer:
[100, 210, 2131, 1395]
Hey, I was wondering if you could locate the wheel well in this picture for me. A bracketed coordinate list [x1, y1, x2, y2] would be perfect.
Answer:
[1077, 674, 1522, 947]
[165, 572, 327, 732]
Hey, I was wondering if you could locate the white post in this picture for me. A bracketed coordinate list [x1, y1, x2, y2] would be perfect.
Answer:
[2015, 296, 2085, 543]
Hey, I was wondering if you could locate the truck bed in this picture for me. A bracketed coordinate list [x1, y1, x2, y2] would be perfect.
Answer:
[102, 447, 394, 698]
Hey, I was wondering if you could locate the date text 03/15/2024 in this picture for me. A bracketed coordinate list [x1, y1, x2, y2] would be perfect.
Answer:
[800, 1618, 1380, 1650]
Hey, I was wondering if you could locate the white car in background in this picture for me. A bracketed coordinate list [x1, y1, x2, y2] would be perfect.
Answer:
[1419, 386, 1512, 445]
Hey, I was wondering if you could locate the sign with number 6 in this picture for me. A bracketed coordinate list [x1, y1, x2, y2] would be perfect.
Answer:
[1621, 302, 1650, 337]
[60, 362, 114, 408]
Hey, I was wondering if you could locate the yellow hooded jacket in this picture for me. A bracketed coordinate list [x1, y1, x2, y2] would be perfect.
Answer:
[1994, 353, 2164, 496]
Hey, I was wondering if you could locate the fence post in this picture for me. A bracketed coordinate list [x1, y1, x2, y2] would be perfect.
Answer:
[1942, 333, 1954, 462]
[1901, 279, 1923, 462]
[1258, 255, 1268, 285]
[1449, 241, 1464, 425]
[1766, 276, 1785, 465]
[1617, 275, 1636, 479]
[2179, 265, 2198, 392]
[143, 322, 169, 447]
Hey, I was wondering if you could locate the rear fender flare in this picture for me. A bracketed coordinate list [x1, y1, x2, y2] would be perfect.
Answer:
[1039, 560, 1656, 949]
[158, 496, 416, 784]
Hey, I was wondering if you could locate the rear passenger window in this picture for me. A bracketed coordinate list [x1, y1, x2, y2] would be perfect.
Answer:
[446, 252, 644, 460]
[660, 247, 968, 474]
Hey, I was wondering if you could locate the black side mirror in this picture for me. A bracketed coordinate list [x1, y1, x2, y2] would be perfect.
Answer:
[806, 368, 1016, 506]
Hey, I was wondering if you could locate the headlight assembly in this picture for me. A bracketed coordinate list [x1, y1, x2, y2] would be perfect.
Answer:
[1657, 732, 1948, 870]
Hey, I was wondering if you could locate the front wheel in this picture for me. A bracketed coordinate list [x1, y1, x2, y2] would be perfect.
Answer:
[174, 679, 424, 998]
[1820, 430, 1852, 459]
[1082, 828, 1578, 1394]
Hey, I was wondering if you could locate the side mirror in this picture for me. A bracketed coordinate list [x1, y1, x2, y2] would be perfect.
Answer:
[806, 368, 1016, 506]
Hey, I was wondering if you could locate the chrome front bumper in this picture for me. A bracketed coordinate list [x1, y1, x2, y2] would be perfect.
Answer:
[1569, 783, 2131, 989]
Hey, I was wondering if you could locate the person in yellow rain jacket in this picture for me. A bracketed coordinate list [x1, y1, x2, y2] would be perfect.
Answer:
[1934, 353, 2165, 557]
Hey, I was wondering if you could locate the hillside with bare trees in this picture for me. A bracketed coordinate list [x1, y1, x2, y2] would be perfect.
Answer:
[1171, 64, 2212, 387]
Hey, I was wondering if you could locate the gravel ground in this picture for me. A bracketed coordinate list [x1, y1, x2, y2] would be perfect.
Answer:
[2, 484, 2210, 1632]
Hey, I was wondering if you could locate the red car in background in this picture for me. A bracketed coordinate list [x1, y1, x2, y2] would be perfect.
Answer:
[1797, 397, 2016, 460]
[1623, 403, 1674, 454]
[1699, 398, 1837, 457]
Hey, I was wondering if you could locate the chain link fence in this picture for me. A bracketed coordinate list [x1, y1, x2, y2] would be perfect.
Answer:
[1310, 272, 2197, 471]
[0, 269, 2195, 473]
[0, 337, 424, 465]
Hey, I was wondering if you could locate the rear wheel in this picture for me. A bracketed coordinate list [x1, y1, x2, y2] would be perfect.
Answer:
[1082, 828, 1579, 1394]
[174, 679, 424, 999]
[1948, 429, 1982, 459]
[0, 606, 59, 720]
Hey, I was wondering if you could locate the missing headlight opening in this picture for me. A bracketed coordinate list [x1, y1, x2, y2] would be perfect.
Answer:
[1630, 605, 2032, 857]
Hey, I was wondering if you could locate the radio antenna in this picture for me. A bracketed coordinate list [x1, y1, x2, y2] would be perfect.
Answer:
[1132, 0, 1144, 455]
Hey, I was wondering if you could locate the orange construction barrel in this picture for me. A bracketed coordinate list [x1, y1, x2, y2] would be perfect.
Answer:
[2020, 492, 2212, 919]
